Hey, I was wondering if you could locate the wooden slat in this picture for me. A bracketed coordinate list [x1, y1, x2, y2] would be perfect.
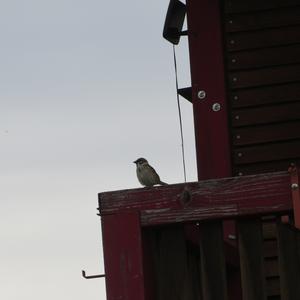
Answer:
[264, 259, 279, 278]
[225, 0, 300, 14]
[263, 222, 278, 240]
[101, 212, 146, 300]
[199, 222, 228, 300]
[232, 121, 300, 146]
[225, 7, 300, 33]
[154, 226, 190, 300]
[234, 140, 300, 164]
[266, 277, 281, 297]
[233, 159, 300, 176]
[277, 222, 300, 300]
[228, 44, 300, 70]
[229, 64, 300, 89]
[232, 102, 300, 127]
[238, 219, 267, 300]
[263, 240, 278, 258]
[230, 82, 300, 108]
[226, 25, 300, 51]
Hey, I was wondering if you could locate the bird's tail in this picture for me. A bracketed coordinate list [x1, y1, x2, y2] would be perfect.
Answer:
[159, 181, 168, 186]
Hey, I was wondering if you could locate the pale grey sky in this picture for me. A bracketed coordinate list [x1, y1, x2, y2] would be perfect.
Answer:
[1, 0, 196, 299]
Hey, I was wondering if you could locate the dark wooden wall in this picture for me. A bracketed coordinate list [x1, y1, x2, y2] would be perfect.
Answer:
[144, 218, 300, 300]
[223, 0, 300, 176]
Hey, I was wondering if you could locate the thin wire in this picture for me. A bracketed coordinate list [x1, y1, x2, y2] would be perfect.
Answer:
[172, 44, 187, 183]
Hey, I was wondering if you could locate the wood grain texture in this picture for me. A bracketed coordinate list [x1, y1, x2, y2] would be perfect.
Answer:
[229, 82, 300, 109]
[101, 212, 145, 300]
[99, 172, 292, 226]
[199, 222, 228, 300]
[225, 0, 300, 14]
[277, 222, 300, 300]
[225, 7, 300, 33]
[238, 219, 267, 300]
[226, 25, 300, 52]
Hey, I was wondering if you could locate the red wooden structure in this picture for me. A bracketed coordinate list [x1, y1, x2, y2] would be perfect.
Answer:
[98, 0, 300, 299]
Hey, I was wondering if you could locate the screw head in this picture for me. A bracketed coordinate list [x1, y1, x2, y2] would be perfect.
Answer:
[212, 103, 221, 112]
[197, 90, 206, 99]
[292, 183, 299, 190]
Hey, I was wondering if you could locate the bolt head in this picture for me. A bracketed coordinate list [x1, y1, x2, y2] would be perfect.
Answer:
[212, 103, 221, 112]
[197, 90, 206, 99]
[292, 183, 299, 190]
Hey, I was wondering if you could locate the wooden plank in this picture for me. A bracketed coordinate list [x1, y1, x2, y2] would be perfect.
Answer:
[225, 7, 300, 33]
[225, 0, 300, 14]
[263, 222, 278, 240]
[231, 102, 300, 127]
[153, 226, 191, 300]
[238, 219, 267, 300]
[227, 44, 300, 70]
[199, 222, 228, 300]
[264, 258, 279, 278]
[266, 277, 281, 297]
[229, 64, 300, 89]
[226, 25, 300, 52]
[277, 222, 300, 300]
[99, 172, 292, 226]
[101, 212, 145, 300]
[263, 240, 278, 258]
[233, 159, 300, 176]
[232, 121, 300, 146]
[229, 82, 300, 108]
[186, 0, 232, 180]
[233, 140, 300, 165]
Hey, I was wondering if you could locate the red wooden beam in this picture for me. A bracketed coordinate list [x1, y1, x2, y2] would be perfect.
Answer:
[99, 171, 292, 226]
[101, 212, 146, 300]
[288, 164, 300, 229]
[186, 0, 232, 180]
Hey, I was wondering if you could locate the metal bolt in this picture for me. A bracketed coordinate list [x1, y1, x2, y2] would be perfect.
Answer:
[233, 95, 239, 100]
[236, 135, 241, 139]
[228, 234, 236, 240]
[238, 172, 243, 176]
[212, 103, 221, 112]
[235, 115, 240, 120]
[231, 58, 236, 63]
[292, 183, 299, 190]
[232, 77, 237, 82]
[197, 90, 206, 99]
[228, 20, 233, 24]
[230, 40, 235, 44]
[238, 152, 243, 157]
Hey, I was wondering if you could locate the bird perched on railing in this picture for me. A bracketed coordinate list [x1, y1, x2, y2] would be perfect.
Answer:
[134, 158, 168, 187]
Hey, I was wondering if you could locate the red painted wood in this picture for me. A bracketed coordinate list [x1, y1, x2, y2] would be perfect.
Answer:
[99, 172, 292, 226]
[186, 0, 231, 180]
[225, 0, 300, 14]
[226, 25, 300, 52]
[225, 7, 300, 33]
[101, 212, 145, 300]
[229, 82, 300, 109]
[288, 165, 300, 229]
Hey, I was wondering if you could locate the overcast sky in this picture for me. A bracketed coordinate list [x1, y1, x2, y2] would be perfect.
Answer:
[1, 1, 196, 299]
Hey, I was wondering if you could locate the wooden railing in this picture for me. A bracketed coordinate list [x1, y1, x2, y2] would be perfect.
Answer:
[98, 170, 300, 300]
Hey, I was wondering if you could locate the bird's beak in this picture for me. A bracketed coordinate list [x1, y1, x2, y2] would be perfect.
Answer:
[133, 160, 137, 164]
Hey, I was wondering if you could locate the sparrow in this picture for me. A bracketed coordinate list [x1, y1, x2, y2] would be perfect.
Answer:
[134, 158, 168, 187]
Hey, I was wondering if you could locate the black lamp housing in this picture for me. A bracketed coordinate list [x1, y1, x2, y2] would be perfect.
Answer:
[163, 0, 187, 45]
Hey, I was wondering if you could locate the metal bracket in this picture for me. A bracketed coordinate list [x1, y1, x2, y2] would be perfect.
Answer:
[82, 270, 105, 279]
[288, 164, 300, 229]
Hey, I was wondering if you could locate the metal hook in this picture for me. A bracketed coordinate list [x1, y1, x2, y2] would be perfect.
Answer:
[82, 270, 105, 279]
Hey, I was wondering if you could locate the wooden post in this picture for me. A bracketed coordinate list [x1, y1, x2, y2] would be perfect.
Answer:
[101, 212, 145, 300]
